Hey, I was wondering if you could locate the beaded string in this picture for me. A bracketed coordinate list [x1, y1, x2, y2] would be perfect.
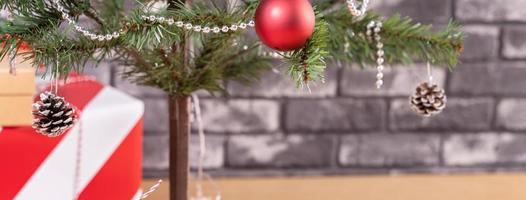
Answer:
[366, 20, 385, 89]
[52, 0, 254, 42]
[347, 0, 370, 17]
[142, 15, 255, 34]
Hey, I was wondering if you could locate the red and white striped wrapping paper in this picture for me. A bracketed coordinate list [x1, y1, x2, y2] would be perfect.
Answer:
[0, 77, 144, 200]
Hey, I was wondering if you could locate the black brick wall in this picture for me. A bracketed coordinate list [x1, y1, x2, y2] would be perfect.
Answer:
[84, 0, 526, 178]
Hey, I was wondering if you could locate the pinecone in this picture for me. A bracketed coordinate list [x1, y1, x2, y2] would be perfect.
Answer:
[410, 82, 447, 117]
[32, 92, 77, 137]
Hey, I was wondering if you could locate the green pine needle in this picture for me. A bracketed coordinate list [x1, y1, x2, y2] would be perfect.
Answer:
[0, 0, 464, 96]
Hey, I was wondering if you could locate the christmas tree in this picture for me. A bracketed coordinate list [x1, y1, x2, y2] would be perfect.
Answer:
[0, 0, 464, 199]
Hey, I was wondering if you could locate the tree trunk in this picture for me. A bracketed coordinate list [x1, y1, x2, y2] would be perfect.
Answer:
[168, 96, 191, 200]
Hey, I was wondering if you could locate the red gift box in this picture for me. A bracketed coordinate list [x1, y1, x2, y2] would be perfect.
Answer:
[0, 76, 144, 200]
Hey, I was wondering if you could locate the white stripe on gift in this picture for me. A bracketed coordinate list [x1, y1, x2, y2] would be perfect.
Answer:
[15, 87, 144, 200]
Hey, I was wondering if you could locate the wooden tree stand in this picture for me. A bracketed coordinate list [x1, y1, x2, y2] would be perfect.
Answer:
[168, 96, 191, 200]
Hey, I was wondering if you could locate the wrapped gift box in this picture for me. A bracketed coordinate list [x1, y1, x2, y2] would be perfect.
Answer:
[0, 76, 145, 200]
[0, 50, 35, 126]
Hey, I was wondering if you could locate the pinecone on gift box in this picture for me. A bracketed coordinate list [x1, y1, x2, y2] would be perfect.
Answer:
[32, 92, 76, 137]
[410, 82, 447, 117]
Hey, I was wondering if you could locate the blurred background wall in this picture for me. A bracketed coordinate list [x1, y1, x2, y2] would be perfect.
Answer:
[85, 0, 526, 178]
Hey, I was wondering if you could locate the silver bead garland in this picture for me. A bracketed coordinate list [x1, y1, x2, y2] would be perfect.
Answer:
[141, 15, 255, 34]
[52, 0, 255, 42]
[53, 0, 125, 41]
[347, 0, 370, 17]
[366, 21, 385, 89]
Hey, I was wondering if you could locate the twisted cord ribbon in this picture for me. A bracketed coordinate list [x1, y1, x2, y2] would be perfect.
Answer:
[141, 179, 163, 199]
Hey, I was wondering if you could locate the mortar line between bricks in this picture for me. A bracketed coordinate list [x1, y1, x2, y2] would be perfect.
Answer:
[201, 95, 526, 100]
[268, 130, 526, 134]
[336, 66, 344, 97]
[279, 99, 288, 134]
[200, 124, 525, 135]
[385, 97, 392, 132]
[143, 166, 526, 179]
[490, 97, 501, 131]
[458, 58, 526, 63]
[450, 0, 456, 20]
[498, 25, 505, 61]
[223, 133, 233, 168]
[332, 134, 342, 169]
[197, 163, 526, 172]
[220, 134, 228, 169]
[109, 64, 116, 86]
[194, 166, 526, 178]
[460, 21, 526, 26]
[438, 134, 445, 167]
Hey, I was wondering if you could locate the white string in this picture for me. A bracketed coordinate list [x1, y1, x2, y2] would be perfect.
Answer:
[73, 119, 83, 200]
[191, 94, 206, 198]
[40, 76, 97, 92]
[41, 75, 82, 200]
[49, 54, 59, 94]
[55, 58, 59, 94]
[8, 48, 17, 75]
[427, 62, 433, 84]
[141, 179, 163, 199]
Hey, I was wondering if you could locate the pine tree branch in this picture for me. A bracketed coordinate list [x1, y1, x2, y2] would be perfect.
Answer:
[0, 0, 464, 95]
[324, 10, 464, 68]
[83, 8, 105, 27]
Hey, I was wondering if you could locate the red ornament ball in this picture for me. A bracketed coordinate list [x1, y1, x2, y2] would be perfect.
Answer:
[255, 0, 316, 51]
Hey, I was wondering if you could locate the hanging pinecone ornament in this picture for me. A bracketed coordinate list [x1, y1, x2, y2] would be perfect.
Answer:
[410, 82, 447, 117]
[32, 91, 77, 137]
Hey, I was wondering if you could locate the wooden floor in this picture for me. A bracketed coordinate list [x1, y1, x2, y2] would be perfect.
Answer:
[141, 173, 526, 200]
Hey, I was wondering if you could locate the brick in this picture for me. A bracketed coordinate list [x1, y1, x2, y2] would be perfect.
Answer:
[444, 133, 526, 166]
[341, 64, 446, 97]
[494, 62, 526, 95]
[444, 133, 499, 166]
[227, 134, 335, 168]
[390, 98, 494, 131]
[143, 134, 169, 170]
[143, 98, 169, 133]
[228, 66, 337, 98]
[450, 62, 526, 96]
[503, 26, 526, 59]
[371, 0, 452, 23]
[340, 134, 440, 167]
[448, 62, 497, 95]
[143, 134, 225, 171]
[497, 134, 526, 163]
[190, 135, 225, 169]
[459, 26, 499, 61]
[497, 99, 526, 131]
[113, 67, 167, 98]
[456, 0, 526, 22]
[285, 99, 386, 132]
[200, 99, 280, 133]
